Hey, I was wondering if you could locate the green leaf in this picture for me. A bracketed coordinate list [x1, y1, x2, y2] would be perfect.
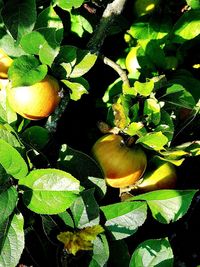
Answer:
[89, 234, 109, 267]
[0, 187, 18, 224]
[21, 126, 50, 150]
[134, 80, 154, 97]
[124, 122, 146, 137]
[53, 0, 84, 10]
[70, 10, 93, 37]
[0, 32, 26, 57]
[52, 45, 77, 78]
[143, 98, 161, 125]
[176, 141, 200, 157]
[19, 168, 80, 214]
[186, 0, 200, 9]
[0, 128, 21, 148]
[0, 213, 24, 267]
[129, 15, 172, 40]
[132, 190, 198, 224]
[62, 77, 89, 101]
[0, 139, 28, 180]
[58, 211, 74, 228]
[100, 201, 147, 240]
[35, 5, 63, 29]
[70, 49, 97, 78]
[71, 189, 100, 228]
[20, 28, 62, 66]
[163, 84, 196, 109]
[136, 131, 169, 151]
[130, 238, 174, 267]
[8, 55, 48, 87]
[155, 110, 174, 142]
[58, 144, 106, 199]
[1, 0, 36, 42]
[172, 10, 200, 43]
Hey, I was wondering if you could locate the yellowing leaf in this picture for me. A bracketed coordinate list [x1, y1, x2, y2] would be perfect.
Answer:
[57, 225, 104, 255]
[112, 102, 128, 129]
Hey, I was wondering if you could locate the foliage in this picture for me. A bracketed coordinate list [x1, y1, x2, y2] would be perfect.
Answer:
[0, 0, 199, 266]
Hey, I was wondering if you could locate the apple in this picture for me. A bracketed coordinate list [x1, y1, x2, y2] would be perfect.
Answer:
[135, 161, 177, 192]
[0, 48, 13, 79]
[92, 134, 147, 188]
[8, 75, 61, 120]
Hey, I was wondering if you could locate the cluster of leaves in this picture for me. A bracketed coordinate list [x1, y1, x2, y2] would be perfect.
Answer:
[0, 0, 200, 266]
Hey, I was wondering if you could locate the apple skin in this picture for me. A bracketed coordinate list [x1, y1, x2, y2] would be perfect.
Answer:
[7, 75, 61, 120]
[92, 134, 147, 188]
[135, 161, 177, 192]
[0, 49, 13, 79]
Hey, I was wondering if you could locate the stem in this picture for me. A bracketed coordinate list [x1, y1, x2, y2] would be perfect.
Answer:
[101, 55, 130, 88]
[87, 0, 128, 53]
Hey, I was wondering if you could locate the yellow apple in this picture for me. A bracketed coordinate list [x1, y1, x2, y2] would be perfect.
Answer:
[136, 161, 177, 192]
[8, 75, 61, 120]
[92, 134, 147, 188]
[0, 49, 13, 79]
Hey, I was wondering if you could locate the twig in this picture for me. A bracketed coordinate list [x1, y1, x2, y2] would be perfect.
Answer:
[45, 92, 69, 133]
[101, 55, 130, 88]
[87, 0, 128, 53]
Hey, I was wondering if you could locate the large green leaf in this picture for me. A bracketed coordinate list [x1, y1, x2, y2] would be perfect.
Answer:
[0, 139, 28, 180]
[0, 213, 24, 267]
[172, 10, 200, 43]
[100, 201, 147, 240]
[70, 189, 100, 228]
[19, 168, 80, 214]
[0, 128, 21, 148]
[8, 55, 48, 87]
[130, 238, 174, 267]
[0, 187, 18, 224]
[186, 0, 200, 9]
[1, 0, 36, 42]
[132, 190, 198, 224]
[70, 10, 93, 37]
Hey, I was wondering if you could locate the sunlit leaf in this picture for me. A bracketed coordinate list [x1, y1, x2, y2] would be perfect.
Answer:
[130, 238, 174, 267]
[0, 213, 24, 267]
[132, 190, 198, 224]
[19, 168, 80, 214]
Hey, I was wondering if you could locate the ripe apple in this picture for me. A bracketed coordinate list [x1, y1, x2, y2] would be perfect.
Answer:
[135, 161, 177, 192]
[8, 75, 61, 120]
[0, 49, 13, 79]
[92, 134, 147, 188]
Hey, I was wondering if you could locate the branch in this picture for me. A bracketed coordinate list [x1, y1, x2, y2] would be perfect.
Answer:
[87, 0, 128, 53]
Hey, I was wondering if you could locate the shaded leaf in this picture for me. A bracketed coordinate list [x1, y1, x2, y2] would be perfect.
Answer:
[62, 77, 89, 101]
[0, 187, 18, 224]
[1, 0, 36, 42]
